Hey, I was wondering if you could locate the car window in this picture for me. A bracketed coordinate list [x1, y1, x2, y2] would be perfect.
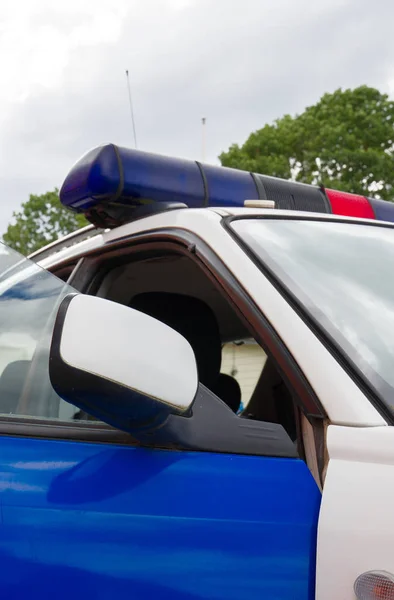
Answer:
[231, 218, 394, 415]
[92, 245, 299, 440]
[0, 242, 81, 420]
[221, 340, 267, 410]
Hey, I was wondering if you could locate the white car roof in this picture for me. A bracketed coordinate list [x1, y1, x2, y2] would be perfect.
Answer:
[33, 206, 393, 271]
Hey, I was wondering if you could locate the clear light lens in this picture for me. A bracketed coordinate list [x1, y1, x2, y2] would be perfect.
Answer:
[244, 200, 276, 209]
[354, 571, 394, 600]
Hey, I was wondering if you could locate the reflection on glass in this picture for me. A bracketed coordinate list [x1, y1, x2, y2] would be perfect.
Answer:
[0, 242, 79, 420]
[232, 219, 394, 413]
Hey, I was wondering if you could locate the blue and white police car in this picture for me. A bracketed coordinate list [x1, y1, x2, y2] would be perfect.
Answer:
[0, 143, 393, 599]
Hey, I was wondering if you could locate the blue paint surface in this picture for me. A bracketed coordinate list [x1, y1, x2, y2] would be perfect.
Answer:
[59, 145, 258, 212]
[0, 436, 321, 599]
[369, 197, 394, 223]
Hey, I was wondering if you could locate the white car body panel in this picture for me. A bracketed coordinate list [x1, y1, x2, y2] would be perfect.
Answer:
[316, 424, 394, 598]
[38, 233, 104, 271]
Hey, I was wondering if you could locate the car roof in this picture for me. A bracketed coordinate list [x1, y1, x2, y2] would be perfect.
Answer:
[33, 206, 394, 271]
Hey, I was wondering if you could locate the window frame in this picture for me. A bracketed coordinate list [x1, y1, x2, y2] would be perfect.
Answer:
[0, 227, 325, 445]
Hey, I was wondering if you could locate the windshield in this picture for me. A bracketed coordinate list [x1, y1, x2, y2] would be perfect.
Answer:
[0, 241, 80, 420]
[231, 217, 394, 415]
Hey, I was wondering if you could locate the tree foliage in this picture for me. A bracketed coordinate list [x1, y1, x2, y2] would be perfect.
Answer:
[3, 189, 88, 256]
[220, 86, 394, 199]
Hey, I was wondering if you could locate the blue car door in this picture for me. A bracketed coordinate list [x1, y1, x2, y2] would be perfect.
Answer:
[0, 436, 321, 600]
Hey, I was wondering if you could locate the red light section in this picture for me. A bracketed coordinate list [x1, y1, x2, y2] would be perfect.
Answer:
[325, 189, 375, 219]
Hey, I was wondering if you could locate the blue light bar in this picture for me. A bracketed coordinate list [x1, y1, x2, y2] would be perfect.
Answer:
[60, 144, 258, 226]
[368, 197, 394, 223]
[60, 143, 394, 228]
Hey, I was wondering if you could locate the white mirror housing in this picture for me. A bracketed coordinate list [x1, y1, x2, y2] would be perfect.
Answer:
[49, 294, 199, 432]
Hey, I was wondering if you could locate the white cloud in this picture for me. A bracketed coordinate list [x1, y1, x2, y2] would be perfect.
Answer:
[0, 1, 129, 108]
[0, 0, 393, 236]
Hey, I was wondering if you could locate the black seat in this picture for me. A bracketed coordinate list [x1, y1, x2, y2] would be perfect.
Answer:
[130, 292, 241, 412]
[212, 373, 241, 413]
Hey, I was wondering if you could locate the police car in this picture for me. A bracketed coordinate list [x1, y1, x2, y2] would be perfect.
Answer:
[0, 143, 393, 599]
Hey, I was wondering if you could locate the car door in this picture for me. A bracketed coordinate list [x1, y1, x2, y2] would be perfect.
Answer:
[0, 436, 321, 600]
[0, 240, 321, 600]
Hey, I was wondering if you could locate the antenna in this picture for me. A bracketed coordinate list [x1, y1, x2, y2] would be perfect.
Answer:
[201, 117, 206, 161]
[125, 69, 138, 149]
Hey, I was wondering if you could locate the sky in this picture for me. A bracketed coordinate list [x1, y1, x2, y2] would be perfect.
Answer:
[0, 0, 394, 235]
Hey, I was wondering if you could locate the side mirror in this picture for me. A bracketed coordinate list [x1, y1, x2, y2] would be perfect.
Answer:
[49, 294, 199, 432]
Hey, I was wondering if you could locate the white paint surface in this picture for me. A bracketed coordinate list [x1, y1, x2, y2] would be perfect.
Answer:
[59, 294, 198, 411]
[316, 424, 394, 599]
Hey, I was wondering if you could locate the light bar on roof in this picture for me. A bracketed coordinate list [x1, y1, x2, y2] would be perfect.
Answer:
[368, 197, 394, 222]
[60, 144, 259, 227]
[325, 189, 375, 219]
[60, 143, 394, 228]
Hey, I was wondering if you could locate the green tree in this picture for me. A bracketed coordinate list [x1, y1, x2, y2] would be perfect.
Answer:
[220, 86, 394, 200]
[3, 189, 88, 256]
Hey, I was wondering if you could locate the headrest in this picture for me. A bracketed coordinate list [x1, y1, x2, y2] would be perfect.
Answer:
[130, 292, 221, 388]
[212, 373, 241, 413]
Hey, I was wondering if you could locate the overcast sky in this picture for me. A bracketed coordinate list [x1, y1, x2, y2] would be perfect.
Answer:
[0, 0, 393, 235]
